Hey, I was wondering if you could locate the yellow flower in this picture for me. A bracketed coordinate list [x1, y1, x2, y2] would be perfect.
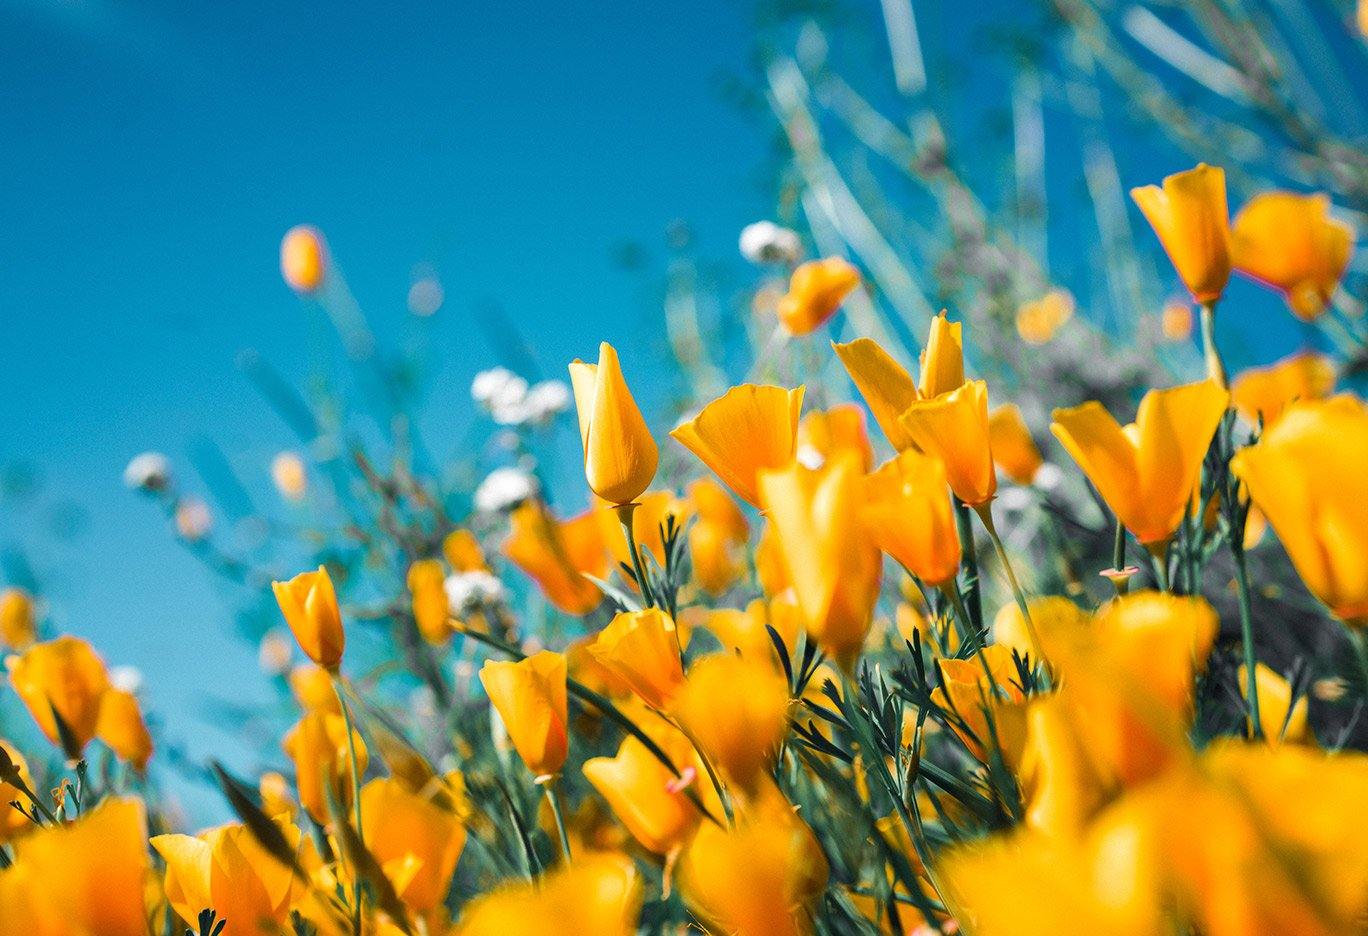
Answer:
[407, 558, 451, 645]
[992, 595, 1089, 667]
[271, 451, 308, 501]
[590, 608, 685, 710]
[280, 224, 327, 293]
[1238, 663, 1309, 746]
[796, 403, 874, 471]
[1051, 379, 1229, 545]
[701, 597, 802, 671]
[443, 528, 488, 572]
[899, 379, 998, 507]
[282, 710, 369, 824]
[95, 688, 153, 771]
[686, 478, 750, 596]
[918, 310, 966, 398]
[776, 257, 860, 335]
[931, 644, 1028, 766]
[1230, 350, 1336, 428]
[453, 852, 643, 936]
[671, 384, 804, 508]
[754, 520, 791, 597]
[504, 501, 606, 616]
[862, 450, 960, 587]
[832, 336, 919, 451]
[272, 566, 345, 671]
[361, 778, 467, 914]
[1232, 191, 1354, 320]
[672, 653, 790, 792]
[1131, 163, 1233, 303]
[758, 455, 882, 670]
[1014, 289, 1075, 345]
[1231, 395, 1368, 625]
[0, 587, 35, 650]
[1160, 300, 1194, 341]
[260, 770, 299, 820]
[290, 662, 342, 714]
[6, 635, 110, 758]
[582, 734, 702, 855]
[152, 819, 309, 931]
[988, 403, 1044, 485]
[479, 650, 569, 779]
[569, 342, 659, 505]
[8, 796, 150, 936]
[0, 740, 34, 843]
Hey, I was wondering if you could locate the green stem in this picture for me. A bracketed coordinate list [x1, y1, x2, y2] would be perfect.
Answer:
[1200, 301, 1227, 389]
[1232, 547, 1263, 740]
[670, 715, 734, 825]
[953, 498, 983, 633]
[332, 675, 367, 932]
[12, 777, 58, 825]
[615, 503, 657, 609]
[973, 504, 1043, 664]
[544, 778, 573, 864]
[1147, 542, 1171, 592]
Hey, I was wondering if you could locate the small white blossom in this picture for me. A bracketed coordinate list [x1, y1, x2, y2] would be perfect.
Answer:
[997, 486, 1033, 514]
[124, 452, 171, 492]
[472, 367, 532, 425]
[109, 665, 144, 694]
[445, 570, 508, 614]
[739, 221, 803, 265]
[523, 380, 572, 425]
[1033, 462, 1064, 492]
[474, 467, 538, 513]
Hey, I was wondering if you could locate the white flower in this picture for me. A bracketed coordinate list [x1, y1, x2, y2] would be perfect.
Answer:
[109, 665, 144, 694]
[124, 452, 171, 492]
[174, 497, 213, 541]
[739, 221, 803, 264]
[523, 380, 571, 425]
[445, 570, 507, 614]
[997, 486, 1033, 514]
[1033, 462, 1064, 492]
[471, 367, 531, 425]
[474, 467, 538, 513]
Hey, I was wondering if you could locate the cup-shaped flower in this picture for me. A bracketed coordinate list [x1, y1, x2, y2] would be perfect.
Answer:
[504, 501, 607, 616]
[1237, 663, 1309, 746]
[776, 257, 860, 335]
[407, 558, 452, 645]
[569, 342, 659, 505]
[590, 609, 686, 710]
[758, 454, 882, 670]
[152, 819, 309, 931]
[454, 852, 643, 936]
[671, 384, 804, 508]
[899, 379, 998, 507]
[0, 587, 35, 650]
[701, 598, 802, 672]
[95, 688, 153, 771]
[1230, 350, 1336, 428]
[796, 404, 874, 470]
[272, 566, 345, 671]
[862, 450, 961, 587]
[360, 777, 467, 914]
[1051, 380, 1229, 545]
[687, 478, 750, 595]
[832, 336, 919, 451]
[672, 653, 790, 793]
[1231, 395, 1368, 625]
[582, 734, 702, 855]
[1232, 191, 1354, 320]
[280, 224, 327, 293]
[479, 650, 569, 779]
[931, 645, 1028, 767]
[6, 635, 110, 759]
[988, 403, 1044, 486]
[282, 710, 369, 824]
[918, 310, 965, 398]
[1130, 164, 1232, 303]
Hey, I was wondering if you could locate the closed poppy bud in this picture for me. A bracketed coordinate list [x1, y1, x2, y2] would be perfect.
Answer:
[569, 342, 659, 506]
[360, 777, 467, 913]
[776, 257, 860, 335]
[1230, 351, 1336, 428]
[504, 501, 607, 616]
[12, 796, 150, 936]
[280, 224, 327, 294]
[407, 558, 451, 645]
[988, 404, 1044, 485]
[832, 336, 920, 451]
[1131, 164, 1233, 303]
[796, 404, 874, 471]
[6, 635, 110, 759]
[479, 650, 569, 779]
[688, 479, 750, 596]
[758, 455, 882, 670]
[1231, 395, 1368, 625]
[0, 587, 35, 650]
[590, 609, 685, 710]
[672, 654, 789, 793]
[899, 379, 998, 507]
[671, 384, 805, 508]
[272, 566, 345, 671]
[0, 740, 34, 842]
[454, 852, 643, 936]
[444, 528, 488, 572]
[1232, 191, 1354, 320]
[283, 710, 369, 824]
[95, 688, 153, 771]
[1238, 663, 1309, 746]
[1052, 380, 1229, 546]
[289, 663, 341, 714]
[583, 734, 702, 855]
[862, 450, 960, 587]
[152, 819, 310, 931]
[918, 310, 966, 398]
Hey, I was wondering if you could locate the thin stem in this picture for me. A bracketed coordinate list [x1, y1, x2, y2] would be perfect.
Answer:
[1232, 546, 1263, 740]
[544, 778, 573, 865]
[669, 715, 734, 825]
[1200, 301, 1227, 389]
[1147, 542, 1171, 592]
[332, 675, 366, 932]
[11, 777, 58, 825]
[972, 504, 1043, 664]
[952, 498, 983, 633]
[615, 503, 657, 609]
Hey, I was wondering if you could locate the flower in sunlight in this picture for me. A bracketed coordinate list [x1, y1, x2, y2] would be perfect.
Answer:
[776, 257, 860, 335]
[123, 451, 171, 492]
[271, 451, 309, 501]
[740, 220, 803, 264]
[1131, 163, 1232, 303]
[280, 224, 328, 294]
[474, 466, 540, 513]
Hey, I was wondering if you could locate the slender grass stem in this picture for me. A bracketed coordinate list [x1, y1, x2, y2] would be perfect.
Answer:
[332, 674, 366, 932]
[543, 777, 573, 864]
[972, 503, 1043, 664]
[1232, 547, 1263, 740]
[669, 715, 734, 826]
